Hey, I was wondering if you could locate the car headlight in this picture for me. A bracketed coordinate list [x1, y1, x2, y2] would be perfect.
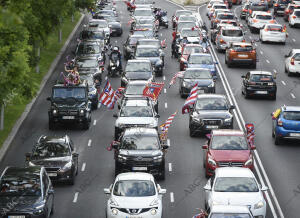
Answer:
[28, 161, 36, 166]
[109, 198, 119, 206]
[208, 82, 215, 87]
[224, 117, 232, 123]
[110, 61, 114, 66]
[80, 109, 85, 115]
[245, 157, 253, 166]
[208, 157, 216, 166]
[60, 161, 72, 172]
[254, 200, 264, 209]
[150, 208, 157, 215]
[89, 89, 97, 96]
[153, 155, 163, 162]
[52, 109, 57, 115]
[118, 154, 127, 161]
[111, 208, 118, 215]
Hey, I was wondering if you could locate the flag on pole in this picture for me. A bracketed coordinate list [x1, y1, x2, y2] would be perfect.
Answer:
[143, 82, 164, 101]
[245, 123, 255, 146]
[161, 39, 166, 48]
[182, 83, 198, 114]
[169, 71, 184, 87]
[160, 111, 177, 133]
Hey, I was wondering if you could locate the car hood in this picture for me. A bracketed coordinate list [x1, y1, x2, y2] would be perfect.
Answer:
[0, 195, 42, 213]
[112, 195, 158, 208]
[209, 150, 250, 162]
[30, 156, 71, 168]
[116, 117, 157, 126]
[211, 192, 262, 207]
[193, 110, 231, 119]
[135, 57, 161, 65]
[119, 149, 162, 157]
[183, 78, 213, 87]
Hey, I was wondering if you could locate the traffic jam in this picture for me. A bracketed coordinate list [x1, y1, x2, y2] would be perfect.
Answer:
[0, 0, 300, 217]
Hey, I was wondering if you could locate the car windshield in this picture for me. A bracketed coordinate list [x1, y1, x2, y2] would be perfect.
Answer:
[222, 29, 243, 37]
[81, 31, 105, 40]
[184, 70, 212, 79]
[283, 111, 300, 120]
[211, 135, 248, 150]
[32, 142, 70, 158]
[77, 44, 100, 55]
[214, 177, 259, 192]
[256, 15, 272, 20]
[181, 29, 199, 37]
[218, 14, 235, 19]
[126, 84, 145, 95]
[196, 98, 228, 110]
[214, 5, 227, 9]
[120, 106, 153, 117]
[126, 62, 151, 72]
[183, 46, 204, 54]
[129, 37, 144, 46]
[89, 21, 108, 28]
[134, 9, 153, 16]
[125, 71, 152, 80]
[189, 55, 213, 64]
[113, 180, 155, 197]
[133, 30, 154, 37]
[179, 16, 196, 22]
[121, 135, 159, 150]
[138, 41, 160, 47]
[136, 19, 153, 25]
[232, 45, 253, 52]
[221, 21, 238, 26]
[0, 177, 41, 196]
[136, 48, 159, 57]
[52, 87, 86, 100]
[76, 59, 98, 68]
[177, 23, 196, 32]
[211, 214, 251, 218]
[250, 74, 273, 82]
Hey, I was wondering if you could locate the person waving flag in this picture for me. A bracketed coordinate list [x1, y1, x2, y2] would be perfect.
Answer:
[182, 83, 198, 114]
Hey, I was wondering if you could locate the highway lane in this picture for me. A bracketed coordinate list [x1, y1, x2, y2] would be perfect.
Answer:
[0, 1, 279, 218]
[200, 3, 300, 217]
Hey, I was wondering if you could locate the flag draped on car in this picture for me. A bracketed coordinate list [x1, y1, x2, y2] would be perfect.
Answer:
[169, 71, 184, 87]
[182, 83, 198, 114]
[99, 80, 124, 109]
[143, 82, 164, 101]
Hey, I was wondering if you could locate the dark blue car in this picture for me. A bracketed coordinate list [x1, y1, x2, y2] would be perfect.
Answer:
[187, 53, 218, 79]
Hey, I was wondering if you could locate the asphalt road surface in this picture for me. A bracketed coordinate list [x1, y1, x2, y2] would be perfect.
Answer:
[0, 0, 299, 217]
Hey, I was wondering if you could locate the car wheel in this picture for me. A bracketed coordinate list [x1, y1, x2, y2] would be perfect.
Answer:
[272, 129, 275, 138]
[275, 134, 281, 145]
[252, 62, 256, 69]
[50, 202, 54, 216]
[115, 162, 121, 177]
[271, 94, 277, 100]
[244, 90, 249, 99]
[83, 119, 90, 130]
[69, 173, 75, 185]
[225, 56, 228, 64]
[159, 165, 165, 180]
[189, 129, 195, 137]
[285, 65, 288, 73]
[227, 60, 232, 68]
[287, 70, 293, 77]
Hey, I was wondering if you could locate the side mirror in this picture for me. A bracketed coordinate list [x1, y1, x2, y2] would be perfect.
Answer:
[284, 54, 289, 57]
[155, 114, 160, 118]
[162, 144, 169, 150]
[161, 52, 165, 57]
[159, 188, 167, 194]
[111, 141, 120, 149]
[202, 145, 208, 149]
[241, 75, 245, 78]
[230, 105, 235, 110]
[215, 62, 218, 64]
[25, 152, 31, 161]
[72, 153, 79, 157]
[203, 183, 211, 191]
[113, 113, 118, 118]
[251, 145, 256, 150]
[104, 188, 111, 194]
[46, 97, 51, 101]
[261, 186, 269, 191]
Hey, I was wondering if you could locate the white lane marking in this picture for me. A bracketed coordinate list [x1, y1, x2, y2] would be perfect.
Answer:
[93, 120, 97, 125]
[81, 163, 86, 172]
[88, 139, 92, 147]
[290, 93, 296, 99]
[164, 88, 167, 94]
[73, 192, 79, 203]
[165, 102, 168, 108]
[292, 38, 296, 42]
[163, 76, 166, 81]
[273, 69, 277, 73]
[170, 192, 174, 203]
[281, 80, 286, 86]
[169, 163, 172, 172]
[167, 139, 170, 147]
[266, 59, 270, 64]
[249, 35, 252, 39]
[255, 43, 257, 46]
[260, 51, 263, 55]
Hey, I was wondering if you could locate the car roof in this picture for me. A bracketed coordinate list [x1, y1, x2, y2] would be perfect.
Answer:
[210, 205, 251, 214]
[197, 93, 226, 99]
[127, 59, 151, 64]
[212, 129, 244, 136]
[124, 99, 150, 106]
[215, 167, 254, 178]
[291, 49, 300, 53]
[136, 45, 158, 49]
[249, 71, 272, 75]
[116, 172, 155, 182]
[190, 53, 212, 57]
[124, 127, 158, 136]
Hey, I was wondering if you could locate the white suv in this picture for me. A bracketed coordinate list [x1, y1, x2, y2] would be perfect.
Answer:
[215, 25, 245, 52]
[104, 172, 166, 218]
[285, 49, 300, 76]
[248, 11, 276, 32]
[289, 9, 300, 27]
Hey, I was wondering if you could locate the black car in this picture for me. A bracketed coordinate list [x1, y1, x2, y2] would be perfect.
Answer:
[25, 135, 79, 185]
[240, 3, 250, 19]
[246, 2, 269, 22]
[189, 94, 235, 136]
[0, 166, 54, 218]
[74, 40, 105, 63]
[274, 0, 290, 16]
[111, 127, 169, 180]
[241, 71, 277, 100]
[47, 82, 92, 130]
[75, 56, 103, 77]
[123, 35, 145, 60]
[96, 15, 123, 36]
[179, 68, 216, 98]
[79, 29, 107, 46]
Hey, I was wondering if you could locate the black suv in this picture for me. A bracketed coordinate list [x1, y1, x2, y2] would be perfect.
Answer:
[25, 135, 79, 185]
[0, 166, 54, 218]
[111, 127, 169, 180]
[189, 94, 235, 136]
[47, 82, 92, 130]
[274, 0, 290, 16]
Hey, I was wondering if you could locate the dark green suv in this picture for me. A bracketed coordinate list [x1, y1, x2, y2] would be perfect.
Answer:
[47, 82, 92, 130]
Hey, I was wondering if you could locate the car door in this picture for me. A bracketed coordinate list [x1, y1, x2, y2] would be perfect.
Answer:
[42, 170, 53, 217]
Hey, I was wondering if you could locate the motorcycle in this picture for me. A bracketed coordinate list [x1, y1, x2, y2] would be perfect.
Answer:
[108, 53, 121, 77]
[155, 11, 168, 28]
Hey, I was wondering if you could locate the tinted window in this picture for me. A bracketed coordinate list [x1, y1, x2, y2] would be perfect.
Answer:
[53, 87, 86, 99]
[295, 11, 300, 16]
[113, 180, 155, 197]
[249, 74, 273, 82]
[77, 44, 100, 55]
[126, 62, 151, 72]
[232, 45, 253, 52]
[33, 142, 70, 158]
[120, 106, 153, 117]
[211, 135, 248, 150]
[256, 15, 272, 20]
[81, 31, 105, 40]
[214, 177, 259, 192]
[283, 111, 300, 120]
[222, 29, 243, 37]
[89, 21, 107, 28]
[196, 98, 228, 110]
[121, 135, 159, 150]
[218, 14, 235, 19]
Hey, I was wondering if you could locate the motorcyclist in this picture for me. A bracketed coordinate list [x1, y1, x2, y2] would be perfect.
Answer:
[182, 36, 189, 44]
[109, 46, 122, 72]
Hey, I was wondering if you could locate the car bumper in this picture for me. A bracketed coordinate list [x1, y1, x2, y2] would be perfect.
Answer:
[245, 87, 276, 96]
[275, 126, 300, 138]
[4, 212, 47, 218]
[262, 35, 286, 42]
[181, 86, 215, 95]
[49, 114, 89, 124]
[251, 206, 267, 218]
[206, 163, 254, 177]
[45, 168, 73, 182]
[230, 58, 256, 65]
[251, 24, 266, 30]
[290, 19, 300, 25]
[107, 207, 162, 218]
[189, 120, 233, 134]
[117, 161, 163, 175]
[288, 65, 300, 73]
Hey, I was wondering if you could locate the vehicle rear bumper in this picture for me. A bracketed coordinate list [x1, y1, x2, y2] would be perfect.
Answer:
[230, 58, 256, 65]
[276, 127, 300, 138]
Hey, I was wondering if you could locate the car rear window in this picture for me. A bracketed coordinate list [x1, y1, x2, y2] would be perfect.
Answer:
[292, 53, 300, 60]
[250, 74, 273, 82]
[232, 45, 253, 52]
[295, 11, 300, 16]
[222, 29, 243, 37]
[218, 14, 235, 19]
[256, 15, 273, 20]
[283, 111, 300, 120]
[266, 25, 283, 31]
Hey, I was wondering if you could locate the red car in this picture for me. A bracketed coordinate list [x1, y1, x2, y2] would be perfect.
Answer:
[202, 129, 255, 177]
[179, 44, 206, 70]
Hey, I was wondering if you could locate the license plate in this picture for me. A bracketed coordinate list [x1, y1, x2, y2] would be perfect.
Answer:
[8, 216, 25, 218]
[132, 167, 147, 171]
[206, 125, 219, 129]
[128, 217, 142, 218]
[197, 89, 205, 93]
[62, 116, 75, 119]
[48, 172, 57, 177]
[255, 91, 268, 94]
[238, 54, 248, 58]
[290, 133, 300, 137]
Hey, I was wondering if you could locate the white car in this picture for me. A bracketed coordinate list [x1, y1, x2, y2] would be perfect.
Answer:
[180, 28, 201, 44]
[104, 172, 166, 218]
[133, 8, 154, 20]
[215, 25, 245, 52]
[284, 49, 300, 76]
[248, 11, 276, 32]
[208, 3, 228, 18]
[289, 9, 300, 27]
[88, 19, 110, 39]
[208, 205, 254, 218]
[260, 24, 287, 44]
[204, 167, 268, 218]
[206, 0, 224, 15]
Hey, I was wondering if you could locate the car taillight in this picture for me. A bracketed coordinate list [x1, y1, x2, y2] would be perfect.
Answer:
[292, 15, 297, 18]
[249, 9, 252, 14]
[250, 49, 256, 53]
[248, 82, 256, 85]
[176, 17, 179, 21]
[220, 39, 226, 44]
[253, 19, 258, 23]
[277, 119, 283, 127]
[291, 58, 295, 65]
[275, 3, 279, 6]
[243, 9, 247, 12]
[269, 20, 276, 23]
